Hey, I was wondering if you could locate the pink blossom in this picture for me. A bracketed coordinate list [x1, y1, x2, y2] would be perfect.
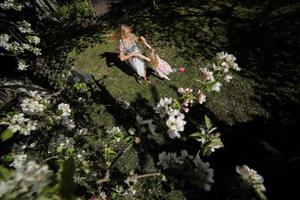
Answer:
[201, 68, 215, 82]
[179, 66, 186, 73]
[183, 107, 189, 113]
[197, 90, 206, 104]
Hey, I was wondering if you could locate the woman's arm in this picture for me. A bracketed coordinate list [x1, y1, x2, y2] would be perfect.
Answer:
[119, 52, 138, 61]
[137, 54, 151, 62]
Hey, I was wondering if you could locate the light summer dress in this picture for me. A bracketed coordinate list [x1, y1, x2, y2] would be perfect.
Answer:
[153, 54, 174, 80]
[118, 37, 146, 78]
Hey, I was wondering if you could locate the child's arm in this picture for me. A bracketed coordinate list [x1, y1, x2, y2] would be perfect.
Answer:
[139, 36, 153, 50]
[137, 53, 151, 62]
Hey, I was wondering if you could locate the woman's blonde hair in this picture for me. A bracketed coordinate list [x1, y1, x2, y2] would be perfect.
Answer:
[108, 24, 134, 41]
[146, 48, 159, 69]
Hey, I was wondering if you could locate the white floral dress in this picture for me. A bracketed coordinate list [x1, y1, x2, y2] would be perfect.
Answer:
[119, 38, 146, 77]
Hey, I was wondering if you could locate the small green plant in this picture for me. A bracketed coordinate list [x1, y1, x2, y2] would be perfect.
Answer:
[190, 115, 224, 156]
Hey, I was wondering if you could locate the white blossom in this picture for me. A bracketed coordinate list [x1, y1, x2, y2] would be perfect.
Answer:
[216, 52, 241, 71]
[107, 126, 121, 134]
[0, 113, 38, 136]
[31, 47, 42, 55]
[224, 74, 233, 83]
[20, 91, 48, 114]
[211, 82, 222, 92]
[10, 154, 27, 169]
[136, 115, 157, 134]
[17, 20, 33, 34]
[196, 89, 206, 104]
[26, 35, 40, 45]
[57, 135, 75, 151]
[61, 117, 76, 130]
[166, 109, 186, 139]
[0, 158, 53, 199]
[177, 87, 193, 94]
[78, 128, 88, 135]
[17, 59, 28, 71]
[0, 34, 11, 50]
[58, 103, 71, 117]
[21, 98, 45, 113]
[236, 165, 266, 192]
[193, 154, 214, 191]
[157, 151, 186, 169]
[154, 97, 173, 118]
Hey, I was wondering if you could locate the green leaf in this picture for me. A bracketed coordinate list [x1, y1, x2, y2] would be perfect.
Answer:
[189, 132, 201, 138]
[1, 129, 14, 141]
[0, 165, 11, 180]
[60, 157, 76, 200]
[57, 146, 63, 153]
[204, 115, 212, 130]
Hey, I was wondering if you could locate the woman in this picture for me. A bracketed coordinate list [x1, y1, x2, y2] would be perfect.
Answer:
[111, 25, 151, 83]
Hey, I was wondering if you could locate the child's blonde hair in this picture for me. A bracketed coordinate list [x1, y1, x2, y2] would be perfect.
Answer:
[146, 48, 159, 69]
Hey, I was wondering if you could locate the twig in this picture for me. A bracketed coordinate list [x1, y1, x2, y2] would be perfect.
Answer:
[125, 172, 162, 185]
[41, 156, 58, 163]
[48, 88, 64, 98]
[134, 172, 161, 179]
[97, 170, 110, 184]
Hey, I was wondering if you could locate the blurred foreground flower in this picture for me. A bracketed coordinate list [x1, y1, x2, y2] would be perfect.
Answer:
[236, 165, 267, 200]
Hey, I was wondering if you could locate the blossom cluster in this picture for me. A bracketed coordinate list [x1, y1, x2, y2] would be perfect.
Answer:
[0, 7, 41, 71]
[157, 150, 214, 191]
[155, 98, 186, 139]
[177, 87, 194, 112]
[56, 103, 75, 129]
[205, 52, 240, 91]
[56, 134, 75, 155]
[154, 97, 173, 118]
[215, 52, 241, 72]
[236, 165, 267, 197]
[166, 109, 186, 139]
[171, 52, 240, 117]
[106, 126, 121, 135]
[0, 34, 41, 56]
[17, 20, 33, 34]
[20, 91, 49, 114]
[58, 103, 72, 117]
[17, 59, 28, 71]
[136, 115, 157, 135]
[0, 113, 37, 135]
[0, 154, 53, 199]
[193, 153, 215, 191]
[26, 35, 40, 45]
[157, 150, 192, 169]
[0, 0, 22, 11]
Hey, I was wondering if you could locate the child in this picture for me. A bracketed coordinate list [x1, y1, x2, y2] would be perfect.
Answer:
[139, 37, 174, 80]
[146, 48, 174, 80]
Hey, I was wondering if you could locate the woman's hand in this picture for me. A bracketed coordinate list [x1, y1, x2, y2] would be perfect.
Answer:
[130, 52, 139, 58]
